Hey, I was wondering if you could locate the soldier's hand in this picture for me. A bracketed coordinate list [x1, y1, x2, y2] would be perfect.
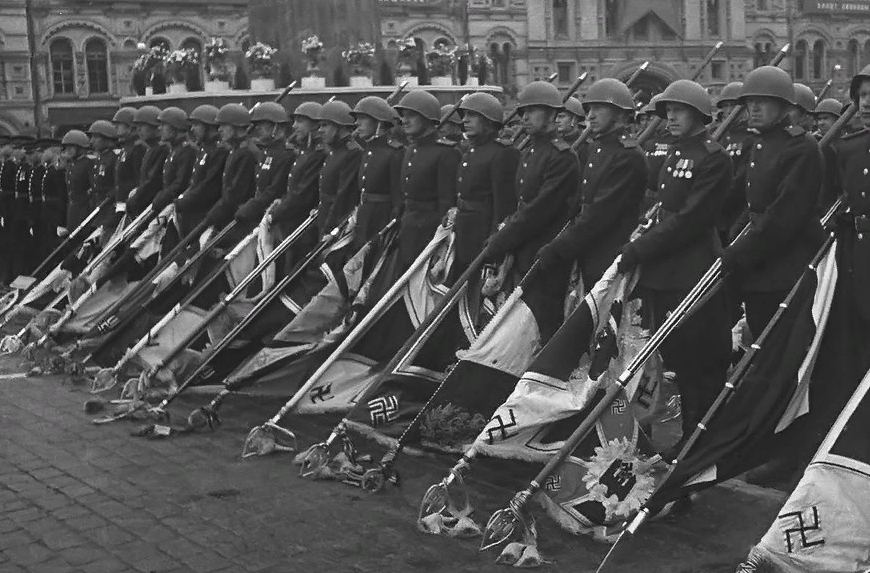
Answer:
[616, 245, 639, 273]
[719, 247, 742, 276]
[56, 226, 69, 238]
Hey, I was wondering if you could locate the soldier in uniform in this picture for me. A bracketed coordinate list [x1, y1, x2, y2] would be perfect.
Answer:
[202, 104, 257, 230]
[392, 90, 461, 270]
[174, 105, 229, 236]
[813, 97, 842, 139]
[483, 81, 580, 340]
[86, 120, 118, 235]
[617, 80, 732, 442]
[721, 66, 824, 339]
[270, 102, 327, 264]
[640, 94, 677, 211]
[556, 96, 585, 147]
[151, 107, 196, 214]
[438, 104, 464, 146]
[39, 144, 65, 261]
[452, 93, 518, 283]
[537, 78, 647, 288]
[126, 106, 169, 217]
[110, 107, 146, 232]
[234, 102, 295, 229]
[0, 137, 16, 283]
[313, 101, 363, 237]
[716, 81, 756, 246]
[22, 141, 48, 274]
[10, 141, 35, 277]
[814, 98, 843, 214]
[350, 96, 403, 249]
[59, 130, 94, 237]
[789, 83, 818, 132]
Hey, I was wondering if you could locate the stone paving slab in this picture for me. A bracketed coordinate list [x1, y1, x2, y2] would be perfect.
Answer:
[0, 354, 788, 573]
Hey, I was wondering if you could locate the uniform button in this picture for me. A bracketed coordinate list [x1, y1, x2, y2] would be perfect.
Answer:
[367, 151, 372, 156]
[675, 150, 681, 157]
[462, 162, 468, 167]
[596, 148, 601, 153]
[863, 192, 867, 197]
[750, 162, 755, 167]
[523, 163, 528, 168]
[413, 148, 418, 153]
[756, 143, 762, 149]
[362, 175, 366, 180]
[661, 183, 665, 189]
[666, 167, 672, 172]
[583, 179, 587, 184]
[520, 179, 524, 184]
[588, 163, 593, 168]
[864, 168, 868, 175]
[458, 177, 463, 182]
[407, 162, 412, 167]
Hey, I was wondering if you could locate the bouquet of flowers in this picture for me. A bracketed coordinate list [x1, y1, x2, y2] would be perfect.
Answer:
[205, 37, 230, 81]
[133, 46, 168, 74]
[457, 44, 493, 77]
[426, 45, 456, 77]
[397, 37, 419, 71]
[246, 41, 277, 80]
[342, 41, 376, 76]
[164, 48, 199, 83]
[301, 35, 324, 71]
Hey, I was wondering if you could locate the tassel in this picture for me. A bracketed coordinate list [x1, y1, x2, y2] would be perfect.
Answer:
[513, 545, 544, 568]
[495, 542, 526, 566]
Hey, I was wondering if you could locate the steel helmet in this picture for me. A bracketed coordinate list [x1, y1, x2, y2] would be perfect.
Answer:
[792, 83, 816, 113]
[87, 120, 117, 139]
[351, 96, 395, 123]
[655, 79, 713, 123]
[457, 92, 503, 124]
[132, 105, 162, 127]
[813, 98, 843, 117]
[216, 103, 251, 127]
[157, 107, 189, 131]
[516, 81, 563, 111]
[582, 78, 634, 112]
[394, 91, 441, 122]
[112, 107, 137, 126]
[440, 105, 462, 126]
[293, 101, 323, 122]
[738, 66, 795, 105]
[189, 104, 220, 126]
[716, 81, 743, 108]
[563, 96, 586, 119]
[250, 101, 289, 124]
[641, 94, 662, 115]
[850, 64, 870, 101]
[317, 100, 355, 127]
[61, 130, 90, 148]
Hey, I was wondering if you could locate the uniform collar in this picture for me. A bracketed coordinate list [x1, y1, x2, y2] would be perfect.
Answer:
[592, 125, 627, 142]
[759, 116, 793, 138]
[673, 128, 708, 147]
[530, 127, 559, 143]
[411, 129, 438, 145]
[468, 130, 498, 147]
[262, 141, 284, 154]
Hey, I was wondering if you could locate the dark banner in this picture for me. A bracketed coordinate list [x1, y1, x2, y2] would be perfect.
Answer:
[803, 1, 870, 13]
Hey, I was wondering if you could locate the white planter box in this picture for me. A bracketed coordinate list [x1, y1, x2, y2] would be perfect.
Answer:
[168, 83, 188, 94]
[250, 78, 276, 92]
[431, 76, 453, 87]
[145, 87, 154, 96]
[205, 80, 230, 92]
[466, 77, 480, 87]
[301, 76, 326, 89]
[397, 75, 419, 87]
[350, 75, 373, 88]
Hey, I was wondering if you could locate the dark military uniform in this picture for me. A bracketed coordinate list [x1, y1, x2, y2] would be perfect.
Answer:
[354, 135, 402, 250]
[152, 140, 197, 213]
[11, 161, 33, 276]
[316, 136, 362, 237]
[110, 137, 146, 229]
[175, 141, 229, 235]
[0, 154, 17, 282]
[722, 119, 824, 338]
[818, 133, 841, 217]
[235, 142, 295, 226]
[718, 119, 755, 243]
[641, 129, 677, 213]
[64, 153, 94, 234]
[624, 130, 733, 438]
[396, 131, 460, 269]
[484, 129, 580, 340]
[544, 127, 647, 286]
[203, 141, 257, 229]
[26, 160, 46, 272]
[126, 138, 168, 216]
[40, 160, 67, 261]
[91, 148, 116, 228]
[453, 132, 518, 276]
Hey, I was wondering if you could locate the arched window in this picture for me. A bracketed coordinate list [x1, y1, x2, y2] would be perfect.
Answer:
[502, 42, 512, 86]
[149, 37, 170, 51]
[180, 37, 203, 90]
[812, 40, 825, 79]
[553, 0, 568, 38]
[794, 40, 807, 80]
[707, 0, 721, 37]
[85, 38, 109, 94]
[50, 38, 75, 95]
[848, 39, 859, 76]
[433, 37, 451, 49]
[490, 43, 502, 85]
[123, 38, 137, 50]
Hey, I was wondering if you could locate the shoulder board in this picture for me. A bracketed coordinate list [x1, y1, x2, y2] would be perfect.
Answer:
[841, 128, 869, 141]
[387, 139, 404, 149]
[436, 138, 457, 147]
[785, 125, 805, 137]
[346, 139, 363, 151]
[86, 152, 98, 160]
[494, 138, 511, 147]
[703, 138, 723, 154]
[550, 138, 570, 151]
[618, 135, 638, 149]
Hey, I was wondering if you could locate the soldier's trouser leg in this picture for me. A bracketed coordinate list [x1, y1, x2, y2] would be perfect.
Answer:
[743, 290, 789, 341]
[646, 287, 731, 441]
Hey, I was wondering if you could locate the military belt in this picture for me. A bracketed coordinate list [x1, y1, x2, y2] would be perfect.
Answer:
[361, 193, 392, 204]
[405, 199, 438, 211]
[457, 198, 489, 212]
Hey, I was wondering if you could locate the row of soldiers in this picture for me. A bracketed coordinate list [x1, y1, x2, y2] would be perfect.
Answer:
[4, 66, 869, 488]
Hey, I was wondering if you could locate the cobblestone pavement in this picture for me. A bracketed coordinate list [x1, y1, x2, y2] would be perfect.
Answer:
[0, 352, 788, 573]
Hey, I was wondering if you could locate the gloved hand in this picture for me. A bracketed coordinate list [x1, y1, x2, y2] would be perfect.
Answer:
[56, 226, 69, 238]
[536, 242, 564, 270]
[482, 232, 509, 264]
[234, 204, 257, 224]
[617, 244, 640, 273]
[720, 247, 742, 275]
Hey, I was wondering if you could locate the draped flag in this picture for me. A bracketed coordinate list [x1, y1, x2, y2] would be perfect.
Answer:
[738, 367, 870, 573]
[646, 241, 838, 508]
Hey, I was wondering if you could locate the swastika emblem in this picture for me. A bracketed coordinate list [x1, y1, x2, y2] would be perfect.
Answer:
[310, 384, 334, 403]
[598, 459, 637, 500]
[544, 475, 561, 492]
[610, 398, 627, 414]
[778, 507, 824, 553]
[368, 395, 399, 426]
[485, 409, 518, 444]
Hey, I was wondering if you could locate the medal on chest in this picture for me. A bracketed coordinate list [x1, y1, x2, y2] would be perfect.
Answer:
[99, 165, 106, 177]
[674, 158, 694, 179]
[199, 153, 207, 166]
[262, 156, 272, 171]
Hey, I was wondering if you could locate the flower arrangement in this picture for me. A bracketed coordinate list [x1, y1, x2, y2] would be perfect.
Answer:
[342, 41, 376, 76]
[164, 48, 199, 84]
[301, 35, 324, 72]
[204, 37, 230, 81]
[426, 44, 456, 77]
[132, 46, 168, 74]
[245, 41, 277, 80]
[397, 37, 419, 70]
